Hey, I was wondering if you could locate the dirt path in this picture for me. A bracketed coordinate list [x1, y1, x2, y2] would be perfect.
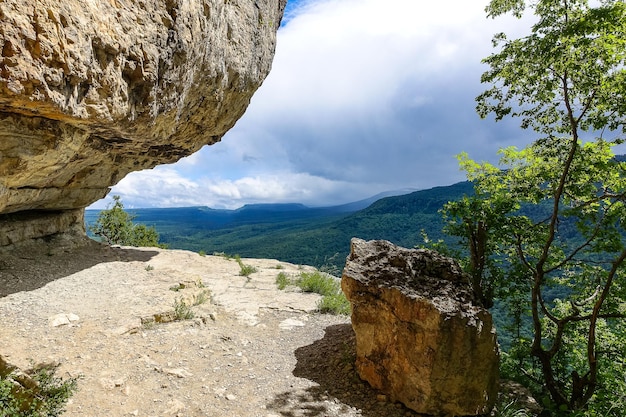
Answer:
[0, 237, 419, 417]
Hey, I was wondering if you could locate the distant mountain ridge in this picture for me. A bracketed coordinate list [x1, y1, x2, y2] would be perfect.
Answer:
[328, 188, 419, 213]
[236, 203, 309, 212]
[85, 184, 471, 271]
[86, 188, 419, 231]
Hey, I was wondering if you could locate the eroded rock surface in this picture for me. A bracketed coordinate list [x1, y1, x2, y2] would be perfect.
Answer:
[0, 0, 285, 245]
[341, 238, 499, 416]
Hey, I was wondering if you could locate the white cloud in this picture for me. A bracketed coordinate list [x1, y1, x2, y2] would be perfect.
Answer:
[90, 0, 535, 209]
[91, 167, 386, 209]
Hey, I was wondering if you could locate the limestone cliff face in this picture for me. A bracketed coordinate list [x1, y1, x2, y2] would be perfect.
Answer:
[0, 0, 285, 245]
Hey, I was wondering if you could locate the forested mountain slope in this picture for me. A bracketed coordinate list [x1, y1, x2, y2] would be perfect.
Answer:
[86, 182, 474, 271]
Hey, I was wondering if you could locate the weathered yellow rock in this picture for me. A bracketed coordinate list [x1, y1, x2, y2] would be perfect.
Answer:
[342, 238, 500, 416]
[0, 0, 285, 244]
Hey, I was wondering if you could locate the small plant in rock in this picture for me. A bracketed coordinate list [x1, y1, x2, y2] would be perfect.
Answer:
[0, 365, 78, 417]
[318, 253, 343, 277]
[494, 400, 533, 417]
[317, 292, 351, 315]
[276, 270, 350, 315]
[235, 255, 257, 277]
[296, 271, 339, 296]
[192, 290, 210, 306]
[275, 272, 291, 290]
[171, 290, 210, 322]
[173, 297, 194, 321]
[296, 272, 349, 315]
[141, 320, 156, 330]
[198, 250, 206, 257]
[145, 264, 154, 272]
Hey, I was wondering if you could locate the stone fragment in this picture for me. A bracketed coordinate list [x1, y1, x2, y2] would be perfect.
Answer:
[499, 380, 542, 415]
[341, 238, 499, 416]
[48, 312, 80, 327]
[164, 398, 186, 415]
[278, 318, 305, 330]
[163, 367, 193, 378]
[109, 318, 142, 335]
[0, 0, 286, 246]
[99, 376, 126, 390]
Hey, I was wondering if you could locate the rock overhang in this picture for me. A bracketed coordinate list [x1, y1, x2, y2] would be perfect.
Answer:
[0, 0, 287, 246]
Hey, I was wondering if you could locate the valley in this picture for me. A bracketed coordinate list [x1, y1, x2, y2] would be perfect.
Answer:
[85, 182, 474, 272]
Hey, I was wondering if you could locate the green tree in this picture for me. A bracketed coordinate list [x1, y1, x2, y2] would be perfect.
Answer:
[89, 195, 162, 247]
[443, 0, 626, 413]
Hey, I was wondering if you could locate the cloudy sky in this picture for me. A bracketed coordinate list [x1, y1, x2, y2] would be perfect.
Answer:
[90, 0, 534, 210]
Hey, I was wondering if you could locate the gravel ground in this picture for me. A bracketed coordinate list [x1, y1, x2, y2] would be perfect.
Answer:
[0, 236, 423, 417]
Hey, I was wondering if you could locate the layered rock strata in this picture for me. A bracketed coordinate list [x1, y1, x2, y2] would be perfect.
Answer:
[341, 238, 499, 416]
[0, 0, 285, 245]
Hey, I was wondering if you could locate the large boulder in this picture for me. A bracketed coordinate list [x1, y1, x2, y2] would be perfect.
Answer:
[341, 238, 499, 416]
[0, 0, 286, 246]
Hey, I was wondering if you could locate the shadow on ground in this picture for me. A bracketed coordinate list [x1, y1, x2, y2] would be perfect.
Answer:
[266, 323, 421, 417]
[0, 234, 158, 297]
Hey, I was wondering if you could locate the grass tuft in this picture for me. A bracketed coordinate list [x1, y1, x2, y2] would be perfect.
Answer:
[173, 297, 195, 320]
[296, 271, 340, 296]
[235, 255, 257, 277]
[192, 290, 210, 306]
[276, 272, 290, 290]
[276, 270, 350, 315]
[317, 292, 351, 315]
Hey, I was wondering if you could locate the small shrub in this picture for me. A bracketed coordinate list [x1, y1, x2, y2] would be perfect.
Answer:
[317, 293, 351, 315]
[198, 250, 206, 257]
[239, 264, 257, 277]
[275, 270, 350, 315]
[235, 255, 257, 277]
[275, 264, 285, 269]
[318, 254, 343, 277]
[173, 298, 194, 320]
[0, 365, 78, 417]
[192, 290, 210, 306]
[171, 290, 210, 322]
[495, 399, 533, 417]
[296, 271, 340, 296]
[276, 272, 291, 290]
[145, 264, 154, 272]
